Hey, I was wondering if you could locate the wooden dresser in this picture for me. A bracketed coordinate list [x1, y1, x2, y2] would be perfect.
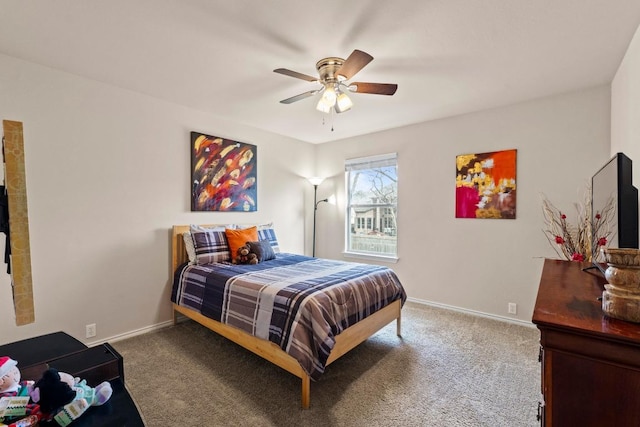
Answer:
[532, 259, 640, 426]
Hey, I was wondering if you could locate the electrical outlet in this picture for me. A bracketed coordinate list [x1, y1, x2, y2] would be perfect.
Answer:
[86, 323, 96, 338]
[508, 303, 517, 315]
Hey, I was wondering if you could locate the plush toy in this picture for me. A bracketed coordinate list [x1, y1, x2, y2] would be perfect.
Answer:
[0, 357, 39, 425]
[0, 357, 34, 399]
[28, 368, 112, 426]
[234, 244, 258, 265]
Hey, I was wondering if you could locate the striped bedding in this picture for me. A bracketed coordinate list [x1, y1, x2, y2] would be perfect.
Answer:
[171, 253, 406, 380]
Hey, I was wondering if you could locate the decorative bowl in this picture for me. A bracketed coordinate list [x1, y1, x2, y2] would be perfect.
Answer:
[602, 248, 640, 289]
[602, 248, 640, 268]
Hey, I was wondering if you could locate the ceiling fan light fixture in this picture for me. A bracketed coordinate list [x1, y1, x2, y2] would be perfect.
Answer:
[321, 85, 337, 105]
[335, 92, 353, 113]
[274, 49, 397, 115]
[316, 97, 333, 113]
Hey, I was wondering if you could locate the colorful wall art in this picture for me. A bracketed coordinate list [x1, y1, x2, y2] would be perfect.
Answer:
[191, 132, 257, 212]
[455, 149, 517, 219]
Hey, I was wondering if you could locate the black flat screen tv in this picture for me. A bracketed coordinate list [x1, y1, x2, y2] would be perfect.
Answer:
[591, 152, 639, 250]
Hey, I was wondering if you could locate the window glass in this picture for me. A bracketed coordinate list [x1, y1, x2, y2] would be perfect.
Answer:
[345, 153, 398, 257]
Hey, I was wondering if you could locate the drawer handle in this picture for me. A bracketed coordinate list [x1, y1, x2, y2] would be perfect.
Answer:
[537, 401, 545, 422]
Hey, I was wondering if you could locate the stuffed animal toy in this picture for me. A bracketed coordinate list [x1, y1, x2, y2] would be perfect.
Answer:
[234, 244, 258, 265]
[0, 357, 40, 425]
[0, 356, 34, 398]
[29, 368, 112, 426]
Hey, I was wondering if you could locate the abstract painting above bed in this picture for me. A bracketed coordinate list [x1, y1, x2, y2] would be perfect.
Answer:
[172, 253, 407, 380]
[190, 132, 257, 212]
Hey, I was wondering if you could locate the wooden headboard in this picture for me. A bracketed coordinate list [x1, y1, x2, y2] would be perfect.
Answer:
[171, 225, 191, 273]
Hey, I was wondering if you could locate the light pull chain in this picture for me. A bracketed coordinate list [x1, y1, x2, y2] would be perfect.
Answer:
[331, 108, 335, 132]
[320, 110, 336, 132]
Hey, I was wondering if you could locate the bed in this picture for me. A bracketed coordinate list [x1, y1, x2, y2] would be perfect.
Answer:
[170, 224, 406, 408]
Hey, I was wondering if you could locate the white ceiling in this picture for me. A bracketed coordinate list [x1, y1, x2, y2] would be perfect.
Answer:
[1, 1, 640, 144]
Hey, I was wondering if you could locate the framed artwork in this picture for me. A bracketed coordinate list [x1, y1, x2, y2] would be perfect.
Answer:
[191, 131, 257, 212]
[455, 149, 517, 219]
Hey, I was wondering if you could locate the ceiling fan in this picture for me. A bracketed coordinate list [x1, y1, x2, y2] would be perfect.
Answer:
[274, 49, 398, 114]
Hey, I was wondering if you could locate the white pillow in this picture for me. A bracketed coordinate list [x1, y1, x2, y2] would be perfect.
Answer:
[236, 222, 273, 231]
[190, 224, 234, 233]
[183, 232, 197, 264]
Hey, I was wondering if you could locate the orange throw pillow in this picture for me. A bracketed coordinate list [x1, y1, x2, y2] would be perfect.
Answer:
[225, 226, 259, 259]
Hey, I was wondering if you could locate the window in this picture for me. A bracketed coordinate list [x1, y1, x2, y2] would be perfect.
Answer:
[345, 153, 398, 259]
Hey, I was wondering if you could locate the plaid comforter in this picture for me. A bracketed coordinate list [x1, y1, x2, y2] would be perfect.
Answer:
[171, 253, 406, 380]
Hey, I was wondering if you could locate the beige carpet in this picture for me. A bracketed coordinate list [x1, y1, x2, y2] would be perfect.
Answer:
[113, 302, 541, 426]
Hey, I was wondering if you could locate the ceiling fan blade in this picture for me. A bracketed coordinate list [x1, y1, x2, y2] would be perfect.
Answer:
[273, 68, 318, 82]
[279, 90, 319, 104]
[349, 82, 398, 95]
[336, 49, 373, 80]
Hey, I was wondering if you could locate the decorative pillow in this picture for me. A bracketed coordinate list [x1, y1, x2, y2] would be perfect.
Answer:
[190, 224, 235, 233]
[183, 225, 232, 264]
[247, 240, 276, 263]
[224, 226, 259, 260]
[257, 227, 280, 253]
[191, 229, 231, 264]
[182, 232, 197, 264]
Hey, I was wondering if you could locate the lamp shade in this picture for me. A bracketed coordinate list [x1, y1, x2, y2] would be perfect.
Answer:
[316, 98, 332, 113]
[308, 177, 324, 186]
[321, 85, 337, 105]
[335, 92, 353, 113]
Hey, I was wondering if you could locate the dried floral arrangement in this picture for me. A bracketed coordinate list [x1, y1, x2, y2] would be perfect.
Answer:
[541, 185, 616, 263]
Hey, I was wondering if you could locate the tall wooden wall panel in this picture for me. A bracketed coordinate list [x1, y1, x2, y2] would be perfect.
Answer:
[3, 120, 34, 325]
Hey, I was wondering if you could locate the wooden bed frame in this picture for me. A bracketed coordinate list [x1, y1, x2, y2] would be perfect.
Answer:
[170, 224, 402, 408]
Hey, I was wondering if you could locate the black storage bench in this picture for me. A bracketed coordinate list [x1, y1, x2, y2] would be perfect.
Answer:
[0, 331, 145, 426]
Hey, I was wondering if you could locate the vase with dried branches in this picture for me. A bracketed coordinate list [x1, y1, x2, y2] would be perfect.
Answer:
[541, 185, 616, 263]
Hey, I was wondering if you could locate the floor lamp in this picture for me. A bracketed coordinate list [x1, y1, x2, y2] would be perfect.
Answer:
[308, 177, 327, 257]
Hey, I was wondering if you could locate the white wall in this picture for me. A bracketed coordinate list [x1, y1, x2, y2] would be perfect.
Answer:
[315, 87, 612, 322]
[0, 49, 618, 345]
[0, 53, 315, 345]
[612, 23, 640, 189]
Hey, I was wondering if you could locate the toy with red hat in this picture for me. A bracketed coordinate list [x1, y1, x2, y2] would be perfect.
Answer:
[0, 357, 19, 389]
[0, 356, 40, 426]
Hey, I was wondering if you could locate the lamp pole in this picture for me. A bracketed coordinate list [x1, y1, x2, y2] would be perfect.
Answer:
[312, 184, 318, 257]
[309, 177, 327, 257]
[313, 194, 331, 257]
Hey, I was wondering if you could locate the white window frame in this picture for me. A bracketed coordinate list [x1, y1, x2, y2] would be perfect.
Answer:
[344, 153, 398, 262]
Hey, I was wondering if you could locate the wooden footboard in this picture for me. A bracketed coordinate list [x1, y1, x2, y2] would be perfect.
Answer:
[173, 300, 401, 408]
[170, 225, 402, 408]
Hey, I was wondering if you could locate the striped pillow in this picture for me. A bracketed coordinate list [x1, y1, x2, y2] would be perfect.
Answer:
[192, 229, 231, 264]
[257, 227, 280, 253]
[183, 224, 234, 264]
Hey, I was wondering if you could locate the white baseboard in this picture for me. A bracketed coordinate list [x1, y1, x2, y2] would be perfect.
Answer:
[86, 298, 534, 347]
[406, 296, 536, 328]
[85, 319, 176, 347]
